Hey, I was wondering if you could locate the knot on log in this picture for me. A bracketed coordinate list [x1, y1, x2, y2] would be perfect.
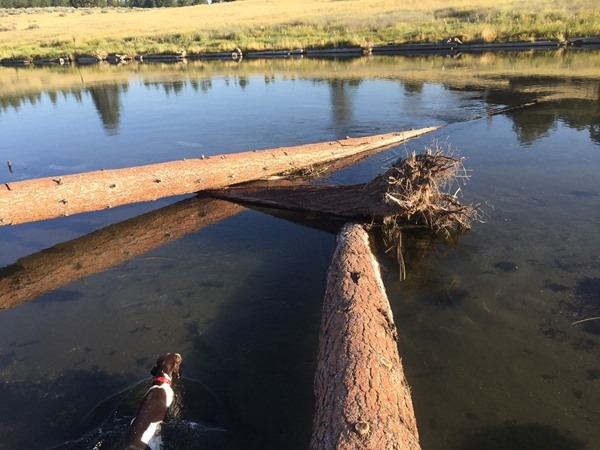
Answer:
[353, 421, 370, 436]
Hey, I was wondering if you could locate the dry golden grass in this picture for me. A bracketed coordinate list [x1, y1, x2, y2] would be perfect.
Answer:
[0, 0, 599, 58]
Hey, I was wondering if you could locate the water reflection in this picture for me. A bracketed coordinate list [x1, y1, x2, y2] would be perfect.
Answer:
[1, 52, 600, 144]
[88, 84, 126, 134]
[328, 78, 360, 126]
[1, 51, 600, 450]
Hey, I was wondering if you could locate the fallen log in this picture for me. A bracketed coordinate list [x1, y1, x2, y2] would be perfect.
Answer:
[0, 127, 439, 227]
[208, 146, 479, 236]
[311, 223, 420, 450]
[0, 144, 390, 312]
[0, 196, 244, 311]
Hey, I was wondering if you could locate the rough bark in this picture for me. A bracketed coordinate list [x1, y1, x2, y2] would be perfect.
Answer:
[311, 223, 420, 450]
[0, 196, 243, 311]
[0, 128, 439, 226]
[207, 148, 476, 235]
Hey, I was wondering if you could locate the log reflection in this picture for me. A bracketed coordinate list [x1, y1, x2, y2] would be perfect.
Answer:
[0, 196, 245, 312]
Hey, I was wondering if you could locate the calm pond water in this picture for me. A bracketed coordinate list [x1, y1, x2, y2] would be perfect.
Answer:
[0, 51, 599, 450]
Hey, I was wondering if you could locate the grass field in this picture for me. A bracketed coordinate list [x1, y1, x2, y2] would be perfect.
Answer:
[0, 0, 599, 58]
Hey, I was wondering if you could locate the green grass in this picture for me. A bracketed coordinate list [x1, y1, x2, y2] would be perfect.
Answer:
[0, 0, 599, 59]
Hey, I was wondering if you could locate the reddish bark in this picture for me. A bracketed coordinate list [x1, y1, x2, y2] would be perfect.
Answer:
[312, 223, 420, 450]
[0, 127, 439, 226]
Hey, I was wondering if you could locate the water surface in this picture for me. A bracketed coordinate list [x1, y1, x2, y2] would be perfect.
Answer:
[0, 51, 599, 449]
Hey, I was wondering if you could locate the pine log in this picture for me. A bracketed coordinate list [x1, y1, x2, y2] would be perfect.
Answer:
[312, 223, 420, 450]
[0, 128, 439, 227]
[0, 196, 244, 311]
[207, 184, 376, 220]
[207, 149, 476, 235]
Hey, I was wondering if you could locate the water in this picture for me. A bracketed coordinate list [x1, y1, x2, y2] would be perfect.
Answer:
[0, 51, 599, 449]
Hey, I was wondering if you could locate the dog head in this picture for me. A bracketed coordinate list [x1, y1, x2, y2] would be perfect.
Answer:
[150, 353, 182, 380]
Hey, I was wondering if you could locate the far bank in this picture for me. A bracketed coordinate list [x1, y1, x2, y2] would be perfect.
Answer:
[1, 0, 600, 59]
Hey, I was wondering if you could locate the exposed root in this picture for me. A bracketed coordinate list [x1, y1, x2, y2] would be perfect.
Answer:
[378, 142, 481, 267]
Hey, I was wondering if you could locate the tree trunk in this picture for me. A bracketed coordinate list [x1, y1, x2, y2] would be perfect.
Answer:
[312, 223, 420, 450]
[207, 148, 477, 235]
[0, 196, 244, 311]
[0, 128, 439, 226]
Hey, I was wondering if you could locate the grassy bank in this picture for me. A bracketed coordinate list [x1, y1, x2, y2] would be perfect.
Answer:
[0, 0, 599, 59]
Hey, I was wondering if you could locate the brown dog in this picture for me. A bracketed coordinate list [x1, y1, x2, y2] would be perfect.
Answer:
[124, 353, 182, 450]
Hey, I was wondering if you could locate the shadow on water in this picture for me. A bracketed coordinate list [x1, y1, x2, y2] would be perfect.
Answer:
[0, 369, 131, 448]
[459, 421, 586, 450]
[0, 330, 293, 448]
[55, 212, 330, 450]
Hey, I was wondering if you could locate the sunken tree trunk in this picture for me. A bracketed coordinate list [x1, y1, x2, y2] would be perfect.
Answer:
[0, 128, 439, 226]
[311, 223, 420, 450]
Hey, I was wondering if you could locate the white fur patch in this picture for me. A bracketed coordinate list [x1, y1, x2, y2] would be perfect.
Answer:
[146, 383, 174, 407]
[136, 382, 174, 449]
[141, 421, 160, 444]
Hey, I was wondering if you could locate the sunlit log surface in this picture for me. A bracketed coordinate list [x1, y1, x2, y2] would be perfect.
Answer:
[208, 149, 478, 236]
[0, 127, 440, 226]
[0, 196, 244, 311]
[312, 223, 420, 450]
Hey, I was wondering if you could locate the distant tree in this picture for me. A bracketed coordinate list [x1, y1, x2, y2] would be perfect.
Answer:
[70, 0, 100, 6]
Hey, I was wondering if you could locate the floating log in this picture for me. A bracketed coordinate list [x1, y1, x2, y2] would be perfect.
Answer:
[0, 196, 244, 312]
[0, 127, 439, 227]
[75, 55, 103, 65]
[461, 40, 559, 52]
[106, 53, 132, 64]
[305, 47, 366, 57]
[371, 40, 561, 55]
[371, 43, 457, 55]
[138, 52, 186, 62]
[0, 137, 398, 311]
[188, 48, 243, 61]
[207, 148, 478, 236]
[245, 49, 304, 59]
[33, 57, 66, 66]
[311, 223, 420, 450]
[0, 58, 32, 67]
[566, 37, 600, 47]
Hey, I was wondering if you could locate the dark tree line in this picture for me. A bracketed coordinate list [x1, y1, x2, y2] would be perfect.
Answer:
[0, 0, 232, 7]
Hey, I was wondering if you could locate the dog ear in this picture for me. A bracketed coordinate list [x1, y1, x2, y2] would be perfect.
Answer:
[173, 353, 182, 379]
[172, 363, 181, 380]
[150, 355, 165, 376]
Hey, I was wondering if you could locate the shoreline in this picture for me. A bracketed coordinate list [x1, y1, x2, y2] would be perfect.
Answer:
[2, 36, 599, 67]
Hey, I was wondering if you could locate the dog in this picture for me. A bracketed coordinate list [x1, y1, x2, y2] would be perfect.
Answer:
[124, 353, 182, 450]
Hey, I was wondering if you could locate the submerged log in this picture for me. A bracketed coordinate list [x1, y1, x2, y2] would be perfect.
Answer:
[312, 223, 420, 450]
[0, 196, 244, 312]
[0, 127, 439, 227]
